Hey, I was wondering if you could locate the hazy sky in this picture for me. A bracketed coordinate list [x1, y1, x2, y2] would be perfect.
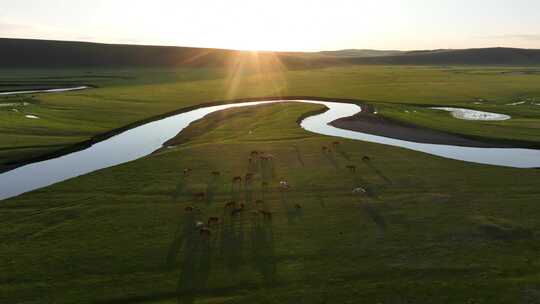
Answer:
[1, 0, 539, 51]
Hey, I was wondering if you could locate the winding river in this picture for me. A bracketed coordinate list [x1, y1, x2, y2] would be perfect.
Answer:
[0, 86, 88, 96]
[1, 89, 540, 200]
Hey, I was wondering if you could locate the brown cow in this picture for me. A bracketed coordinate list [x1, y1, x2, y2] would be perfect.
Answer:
[232, 176, 242, 183]
[225, 201, 237, 208]
[211, 171, 221, 176]
[362, 156, 371, 162]
[346, 165, 357, 172]
[294, 204, 302, 210]
[194, 192, 206, 201]
[207, 217, 220, 226]
[199, 227, 211, 237]
[231, 204, 245, 216]
[332, 141, 340, 147]
[259, 210, 273, 220]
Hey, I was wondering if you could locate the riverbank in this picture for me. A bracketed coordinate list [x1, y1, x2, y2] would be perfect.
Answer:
[331, 104, 511, 148]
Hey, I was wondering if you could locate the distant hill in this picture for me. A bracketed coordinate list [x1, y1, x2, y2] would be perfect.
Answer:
[346, 47, 540, 65]
[319, 49, 403, 57]
[0, 38, 339, 69]
[1, 38, 540, 68]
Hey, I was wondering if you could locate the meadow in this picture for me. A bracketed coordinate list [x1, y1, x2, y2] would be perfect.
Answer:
[1, 64, 540, 303]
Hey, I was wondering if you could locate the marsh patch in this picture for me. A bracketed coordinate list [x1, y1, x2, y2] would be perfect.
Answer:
[431, 107, 511, 121]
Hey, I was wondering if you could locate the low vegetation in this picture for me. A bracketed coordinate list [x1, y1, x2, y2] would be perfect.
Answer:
[1, 103, 540, 303]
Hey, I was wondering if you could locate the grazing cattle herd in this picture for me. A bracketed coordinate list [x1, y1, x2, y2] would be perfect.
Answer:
[180, 144, 377, 240]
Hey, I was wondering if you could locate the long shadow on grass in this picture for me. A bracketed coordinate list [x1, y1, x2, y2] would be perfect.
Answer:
[336, 145, 351, 161]
[294, 145, 306, 167]
[322, 150, 339, 169]
[220, 208, 246, 273]
[172, 176, 187, 202]
[249, 216, 277, 284]
[363, 160, 392, 187]
[206, 174, 220, 204]
[360, 201, 387, 233]
[166, 212, 213, 304]
[310, 183, 326, 208]
[280, 190, 303, 225]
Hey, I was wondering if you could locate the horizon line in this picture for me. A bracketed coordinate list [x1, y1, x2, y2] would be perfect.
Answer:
[2, 36, 539, 53]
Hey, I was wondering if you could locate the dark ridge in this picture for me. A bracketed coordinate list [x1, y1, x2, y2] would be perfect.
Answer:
[319, 49, 403, 57]
[345, 47, 540, 65]
[2, 38, 540, 68]
[0, 38, 341, 69]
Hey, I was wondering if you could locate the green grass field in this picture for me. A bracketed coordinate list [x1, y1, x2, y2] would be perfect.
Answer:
[1, 65, 540, 303]
[2, 65, 540, 169]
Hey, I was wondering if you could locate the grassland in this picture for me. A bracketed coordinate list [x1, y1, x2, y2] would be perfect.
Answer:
[1, 64, 540, 303]
[2, 65, 540, 169]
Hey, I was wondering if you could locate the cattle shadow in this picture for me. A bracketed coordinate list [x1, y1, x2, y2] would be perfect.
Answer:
[249, 216, 277, 285]
[260, 157, 276, 181]
[205, 174, 221, 204]
[360, 201, 387, 233]
[244, 175, 254, 203]
[322, 149, 339, 169]
[364, 160, 392, 186]
[230, 178, 243, 203]
[280, 190, 303, 225]
[172, 176, 188, 202]
[335, 145, 351, 161]
[220, 209, 246, 273]
[166, 212, 213, 304]
[294, 145, 305, 167]
[310, 183, 326, 208]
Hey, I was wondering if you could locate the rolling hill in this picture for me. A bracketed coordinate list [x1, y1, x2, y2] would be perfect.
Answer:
[345, 47, 540, 65]
[1, 38, 540, 67]
[319, 49, 403, 57]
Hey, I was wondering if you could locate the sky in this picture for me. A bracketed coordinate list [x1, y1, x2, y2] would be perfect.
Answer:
[1, 0, 540, 52]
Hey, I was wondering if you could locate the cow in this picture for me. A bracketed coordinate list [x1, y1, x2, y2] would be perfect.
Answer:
[225, 201, 237, 208]
[207, 217, 220, 226]
[199, 227, 211, 237]
[259, 210, 273, 220]
[194, 192, 206, 201]
[362, 156, 371, 162]
[231, 207, 244, 217]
